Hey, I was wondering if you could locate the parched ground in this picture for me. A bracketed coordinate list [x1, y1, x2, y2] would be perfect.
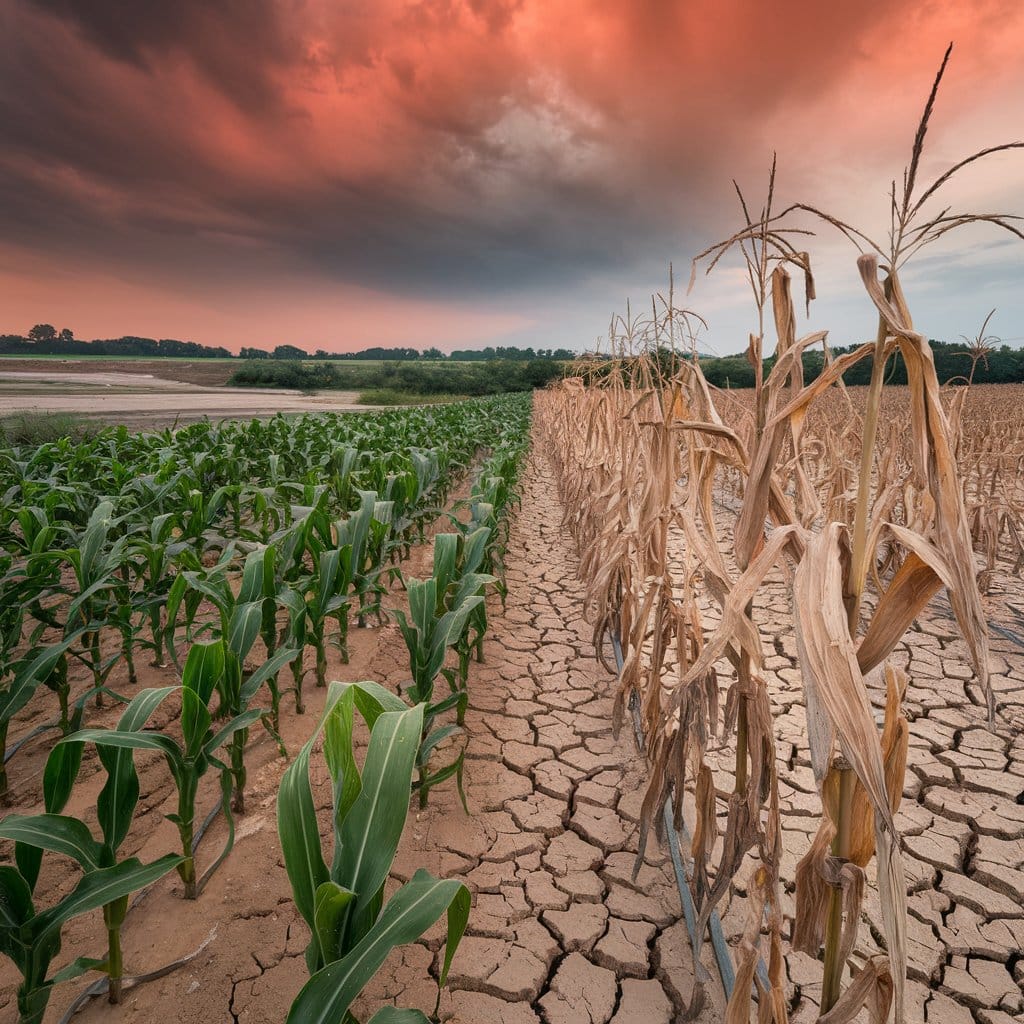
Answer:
[0, 358, 237, 387]
[0, 428, 1022, 1023]
[0, 368, 375, 429]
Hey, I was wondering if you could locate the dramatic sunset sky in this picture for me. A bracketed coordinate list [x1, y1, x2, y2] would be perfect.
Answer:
[1, 0, 1022, 354]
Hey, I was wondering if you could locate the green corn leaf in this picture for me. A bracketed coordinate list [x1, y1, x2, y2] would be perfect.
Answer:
[94, 686, 174, 855]
[323, 689, 361, 845]
[423, 691, 464, 721]
[32, 854, 184, 949]
[338, 704, 423, 934]
[228, 602, 263, 662]
[286, 870, 469, 1024]
[0, 814, 102, 871]
[183, 640, 225, 709]
[0, 865, 33, 932]
[203, 709, 263, 758]
[367, 1009, 431, 1024]
[438, 595, 484, 649]
[66, 728, 182, 769]
[459, 527, 491, 576]
[41, 736, 83, 815]
[313, 880, 356, 966]
[240, 646, 301, 705]
[0, 636, 78, 723]
[238, 548, 268, 603]
[350, 680, 409, 729]
[49, 955, 107, 985]
[279, 684, 344, 947]
[180, 686, 213, 759]
[406, 578, 434, 636]
[66, 577, 118, 621]
[417, 724, 461, 767]
[431, 534, 459, 603]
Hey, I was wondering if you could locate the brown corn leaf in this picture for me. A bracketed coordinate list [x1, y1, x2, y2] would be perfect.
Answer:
[858, 254, 993, 723]
[792, 524, 907, 1023]
[817, 956, 894, 1024]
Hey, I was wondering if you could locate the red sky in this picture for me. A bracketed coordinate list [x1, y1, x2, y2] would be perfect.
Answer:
[1, 0, 1022, 353]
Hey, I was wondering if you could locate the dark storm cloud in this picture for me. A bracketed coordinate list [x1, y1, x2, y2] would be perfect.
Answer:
[27, 0, 293, 110]
[0, 0, 1021, 343]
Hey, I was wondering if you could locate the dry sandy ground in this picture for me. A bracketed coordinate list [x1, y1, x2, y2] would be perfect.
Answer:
[0, 369, 371, 428]
[0, 359, 235, 387]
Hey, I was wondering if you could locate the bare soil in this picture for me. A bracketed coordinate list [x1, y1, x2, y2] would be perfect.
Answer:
[0, 369, 374, 429]
[0, 359, 236, 388]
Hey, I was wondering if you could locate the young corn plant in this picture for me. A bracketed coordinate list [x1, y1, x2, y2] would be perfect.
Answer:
[60, 642, 261, 899]
[0, 631, 86, 801]
[0, 687, 185, 1005]
[0, 856, 182, 1023]
[431, 529, 494, 680]
[352, 492, 398, 628]
[278, 680, 470, 1024]
[303, 540, 356, 685]
[127, 511, 189, 667]
[55, 501, 130, 703]
[394, 548, 489, 808]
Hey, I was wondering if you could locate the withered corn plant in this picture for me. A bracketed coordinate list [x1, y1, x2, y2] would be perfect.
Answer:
[539, 45, 1018, 1024]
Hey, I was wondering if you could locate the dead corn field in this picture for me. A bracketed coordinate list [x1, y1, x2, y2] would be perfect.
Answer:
[533, 371, 1024, 1024]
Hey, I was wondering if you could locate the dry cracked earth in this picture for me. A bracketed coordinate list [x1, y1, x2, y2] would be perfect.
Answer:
[2, 439, 1023, 1023]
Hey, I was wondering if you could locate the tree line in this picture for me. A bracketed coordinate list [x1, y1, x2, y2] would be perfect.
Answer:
[694, 339, 1024, 388]
[1, 325, 575, 362]
[228, 357, 565, 396]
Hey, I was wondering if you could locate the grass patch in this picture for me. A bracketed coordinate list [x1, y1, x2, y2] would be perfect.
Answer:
[357, 389, 467, 406]
[0, 412, 101, 445]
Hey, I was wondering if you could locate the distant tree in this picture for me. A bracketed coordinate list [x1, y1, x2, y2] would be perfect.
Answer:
[59, 327, 74, 343]
[240, 347, 269, 359]
[422, 347, 444, 360]
[272, 344, 309, 360]
[28, 324, 56, 343]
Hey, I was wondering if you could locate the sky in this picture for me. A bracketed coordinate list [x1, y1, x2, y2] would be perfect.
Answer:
[0, 0, 1022, 355]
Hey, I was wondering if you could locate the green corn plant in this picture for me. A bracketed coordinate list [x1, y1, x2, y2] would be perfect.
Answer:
[166, 547, 299, 798]
[60, 642, 261, 899]
[0, 632, 86, 801]
[238, 542, 282, 662]
[163, 545, 237, 660]
[221, 635, 300, 812]
[126, 512, 188, 667]
[0, 686, 185, 1004]
[54, 501, 130, 702]
[439, 527, 494, 676]
[0, 858, 182, 1023]
[212, 601, 298, 811]
[279, 681, 470, 1024]
[393, 570, 486, 808]
[304, 541, 356, 684]
[276, 585, 310, 713]
[174, 479, 232, 555]
[336, 492, 376, 640]
[326, 445, 360, 511]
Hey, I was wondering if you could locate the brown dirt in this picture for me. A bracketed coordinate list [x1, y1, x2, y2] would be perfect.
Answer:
[0, 369, 376, 429]
[0, 359, 236, 387]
